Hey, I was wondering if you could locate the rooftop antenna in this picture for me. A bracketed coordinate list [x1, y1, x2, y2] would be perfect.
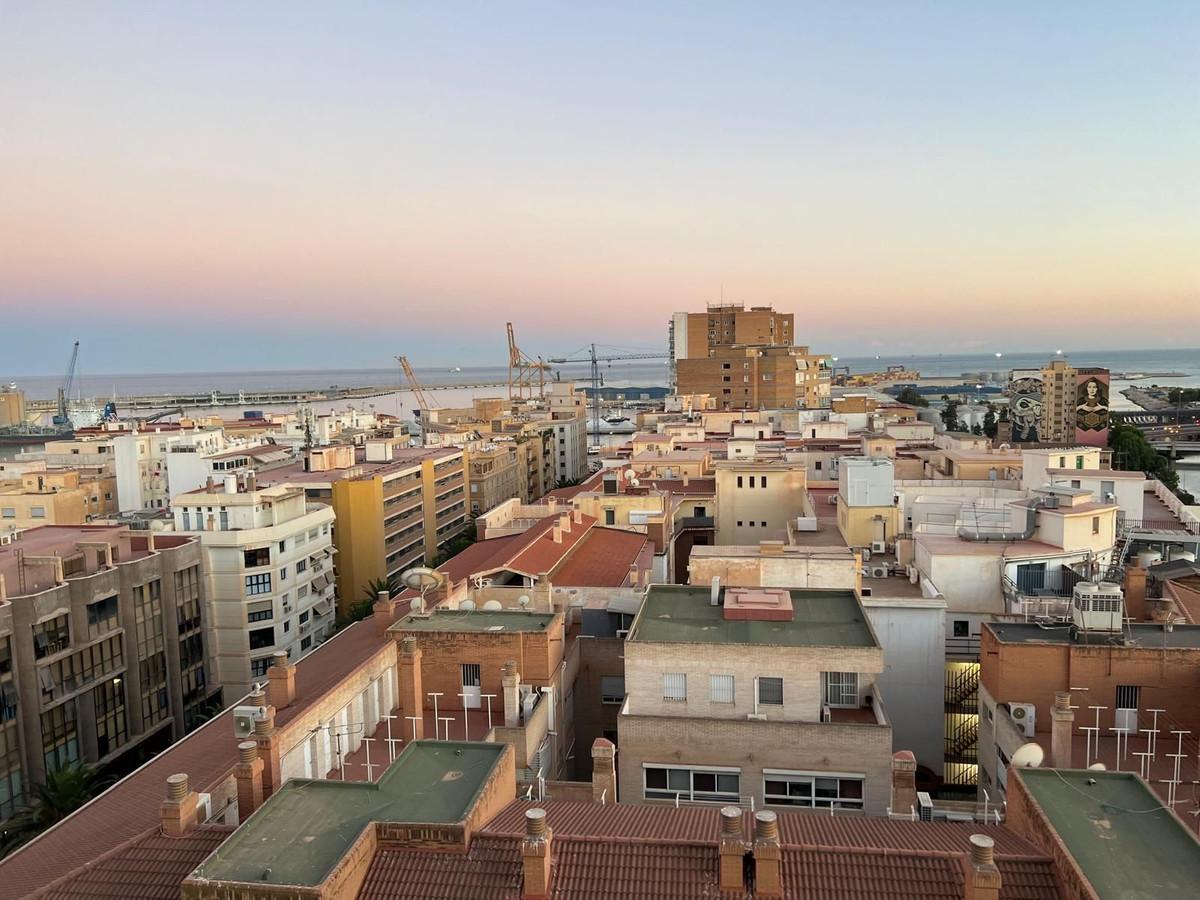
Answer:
[401, 566, 445, 613]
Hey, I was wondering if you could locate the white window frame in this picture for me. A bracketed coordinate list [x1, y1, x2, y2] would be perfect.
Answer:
[762, 768, 865, 809]
[644, 763, 740, 803]
[709, 674, 735, 704]
[824, 672, 858, 708]
[662, 672, 687, 702]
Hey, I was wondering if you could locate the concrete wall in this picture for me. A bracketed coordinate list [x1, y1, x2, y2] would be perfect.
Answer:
[688, 549, 859, 591]
[916, 542, 1005, 614]
[715, 464, 808, 544]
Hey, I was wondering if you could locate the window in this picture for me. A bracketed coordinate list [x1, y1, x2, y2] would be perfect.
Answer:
[283, 620, 290, 633]
[1092, 516, 1100, 534]
[749, 476, 756, 488]
[30, 506, 45, 519]
[763, 771, 864, 809]
[1116, 685, 1140, 710]
[760, 521, 767, 528]
[814, 460, 822, 471]
[248, 627, 275, 650]
[250, 657, 272, 678]
[736, 476, 743, 488]
[601, 676, 625, 705]
[86, 596, 119, 639]
[662, 673, 687, 702]
[1059, 456, 1066, 468]
[278, 540, 287, 553]
[953, 620, 969, 638]
[245, 573, 272, 596]
[1075, 455, 1084, 469]
[757, 676, 783, 706]
[300, 635, 313, 651]
[0, 508, 13, 518]
[709, 674, 735, 704]
[243, 547, 271, 568]
[41, 701, 79, 773]
[247, 600, 273, 624]
[1101, 480, 1115, 499]
[604, 509, 615, 526]
[824, 672, 858, 707]
[644, 766, 740, 802]
[694, 506, 706, 518]
[299, 610, 310, 625]
[761, 476, 767, 488]
[34, 615, 70, 659]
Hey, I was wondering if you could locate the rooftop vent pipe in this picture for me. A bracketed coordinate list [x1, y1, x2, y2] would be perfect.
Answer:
[957, 496, 1057, 543]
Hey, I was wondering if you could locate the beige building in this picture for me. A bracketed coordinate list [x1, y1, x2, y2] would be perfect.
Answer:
[618, 584, 892, 814]
[714, 457, 811, 544]
[0, 466, 118, 533]
[676, 345, 831, 411]
[836, 458, 902, 548]
[0, 525, 218, 815]
[669, 303, 794, 376]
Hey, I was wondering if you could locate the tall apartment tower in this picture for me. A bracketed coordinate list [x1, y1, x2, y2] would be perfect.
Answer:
[1039, 360, 1110, 446]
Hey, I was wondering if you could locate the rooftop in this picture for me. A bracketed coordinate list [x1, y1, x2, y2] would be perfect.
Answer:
[1015, 769, 1200, 897]
[986, 621, 1200, 648]
[629, 585, 876, 648]
[391, 609, 557, 634]
[550, 527, 648, 588]
[192, 741, 507, 887]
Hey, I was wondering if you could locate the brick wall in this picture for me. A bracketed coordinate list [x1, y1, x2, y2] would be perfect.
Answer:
[1004, 772, 1095, 899]
[573, 638, 625, 779]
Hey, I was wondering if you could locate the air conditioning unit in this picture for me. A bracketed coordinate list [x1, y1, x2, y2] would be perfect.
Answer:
[860, 548, 872, 562]
[917, 792, 934, 821]
[869, 565, 890, 579]
[1010, 703, 1036, 737]
[233, 705, 268, 738]
[871, 540, 888, 554]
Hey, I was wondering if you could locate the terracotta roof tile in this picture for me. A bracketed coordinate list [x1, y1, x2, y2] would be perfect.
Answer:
[550, 528, 648, 588]
[500, 515, 596, 577]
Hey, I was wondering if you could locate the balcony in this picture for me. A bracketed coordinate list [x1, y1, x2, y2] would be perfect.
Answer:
[824, 686, 889, 727]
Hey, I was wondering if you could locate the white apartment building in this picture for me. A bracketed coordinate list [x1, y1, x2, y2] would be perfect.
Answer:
[115, 427, 227, 512]
[172, 474, 337, 695]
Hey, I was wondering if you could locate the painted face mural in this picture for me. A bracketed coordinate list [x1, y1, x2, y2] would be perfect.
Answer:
[1075, 376, 1109, 433]
[1006, 375, 1043, 442]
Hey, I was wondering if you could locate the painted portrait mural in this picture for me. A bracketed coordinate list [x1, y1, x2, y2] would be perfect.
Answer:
[1075, 369, 1110, 446]
[1005, 370, 1043, 443]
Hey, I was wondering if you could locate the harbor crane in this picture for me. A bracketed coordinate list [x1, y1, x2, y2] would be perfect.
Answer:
[548, 345, 668, 434]
[507, 322, 552, 402]
[53, 340, 80, 427]
[396, 355, 437, 424]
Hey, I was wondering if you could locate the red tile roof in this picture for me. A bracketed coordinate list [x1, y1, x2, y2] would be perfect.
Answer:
[499, 514, 597, 577]
[30, 825, 234, 900]
[550, 528, 649, 588]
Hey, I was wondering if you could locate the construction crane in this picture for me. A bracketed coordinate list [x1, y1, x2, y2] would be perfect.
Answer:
[548, 345, 668, 434]
[396, 355, 439, 427]
[507, 322, 552, 402]
[53, 340, 80, 427]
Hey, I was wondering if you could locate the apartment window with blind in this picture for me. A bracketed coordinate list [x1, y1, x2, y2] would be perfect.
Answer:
[709, 674, 735, 704]
[824, 672, 858, 707]
[764, 770, 865, 809]
[644, 765, 740, 803]
[662, 673, 687, 702]
[757, 676, 783, 706]
[600, 676, 626, 705]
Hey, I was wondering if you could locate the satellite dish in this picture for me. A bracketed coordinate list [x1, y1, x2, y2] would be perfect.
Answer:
[630, 478, 640, 487]
[459, 599, 476, 611]
[401, 567, 444, 592]
[517, 595, 531, 608]
[1089, 762, 1107, 771]
[623, 469, 636, 481]
[482, 600, 503, 611]
[1010, 743, 1044, 769]
[409, 597, 424, 614]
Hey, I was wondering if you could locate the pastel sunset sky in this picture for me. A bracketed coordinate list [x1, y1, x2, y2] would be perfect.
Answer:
[2, 2, 1197, 373]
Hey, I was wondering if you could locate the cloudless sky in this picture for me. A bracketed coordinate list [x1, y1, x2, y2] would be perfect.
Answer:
[1, 2, 1197, 374]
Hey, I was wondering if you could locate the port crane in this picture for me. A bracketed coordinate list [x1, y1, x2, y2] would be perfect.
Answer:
[548, 345, 668, 434]
[507, 322, 553, 402]
[53, 340, 81, 427]
[396, 355, 449, 433]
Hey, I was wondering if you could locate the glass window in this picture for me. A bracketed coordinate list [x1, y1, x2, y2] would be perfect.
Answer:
[250, 656, 272, 678]
[245, 573, 272, 595]
[709, 674, 735, 704]
[244, 547, 271, 568]
[295, 558, 308, 573]
[764, 771, 864, 809]
[644, 766, 740, 802]
[601, 676, 626, 705]
[249, 627, 275, 650]
[279, 567, 288, 581]
[86, 595, 119, 639]
[33, 615, 71, 659]
[758, 676, 783, 706]
[662, 672, 687, 702]
[31, 507, 45, 519]
[247, 600, 273, 624]
[824, 672, 858, 707]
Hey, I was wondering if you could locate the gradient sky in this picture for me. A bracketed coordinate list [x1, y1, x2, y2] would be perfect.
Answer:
[2, 2, 1198, 374]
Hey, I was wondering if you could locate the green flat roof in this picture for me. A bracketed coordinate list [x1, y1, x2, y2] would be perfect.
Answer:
[1018, 769, 1200, 896]
[390, 609, 556, 633]
[629, 586, 876, 648]
[192, 741, 506, 887]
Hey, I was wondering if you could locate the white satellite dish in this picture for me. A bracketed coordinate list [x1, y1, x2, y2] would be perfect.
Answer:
[623, 469, 636, 481]
[630, 478, 640, 487]
[401, 567, 444, 592]
[1010, 742, 1044, 769]
[517, 595, 531, 608]
[482, 599, 503, 611]
[459, 599, 476, 611]
[409, 597, 424, 614]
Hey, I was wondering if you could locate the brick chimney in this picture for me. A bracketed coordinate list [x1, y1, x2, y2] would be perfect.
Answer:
[551, 522, 562, 543]
[559, 512, 571, 534]
[891, 750, 918, 816]
[250, 691, 282, 796]
[1124, 564, 1148, 621]
[572, 508, 582, 525]
[502, 660, 522, 727]
[1051, 691, 1074, 768]
[591, 737, 617, 804]
[267, 651, 296, 710]
[160, 773, 199, 837]
[962, 834, 1002, 900]
[718, 806, 746, 893]
[373, 590, 394, 636]
[399, 636, 425, 741]
[235, 740, 264, 820]
[753, 811, 782, 897]
[521, 808, 553, 899]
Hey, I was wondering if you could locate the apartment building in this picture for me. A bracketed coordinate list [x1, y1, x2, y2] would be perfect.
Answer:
[618, 584, 892, 814]
[0, 525, 218, 816]
[714, 457, 811, 544]
[256, 445, 468, 617]
[172, 475, 337, 695]
[669, 303, 795, 388]
[467, 441, 526, 516]
[676, 345, 831, 411]
[0, 465, 117, 532]
[113, 427, 228, 512]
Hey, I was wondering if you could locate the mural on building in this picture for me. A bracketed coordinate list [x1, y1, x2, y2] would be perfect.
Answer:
[1075, 369, 1110, 446]
[1006, 371, 1043, 443]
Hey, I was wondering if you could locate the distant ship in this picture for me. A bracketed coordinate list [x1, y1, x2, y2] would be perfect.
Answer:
[449, 367, 462, 372]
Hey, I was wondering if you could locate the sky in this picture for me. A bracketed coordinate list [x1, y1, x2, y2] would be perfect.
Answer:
[1, 2, 1198, 374]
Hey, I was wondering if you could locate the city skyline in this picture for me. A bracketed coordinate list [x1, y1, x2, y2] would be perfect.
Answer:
[2, 2, 1198, 372]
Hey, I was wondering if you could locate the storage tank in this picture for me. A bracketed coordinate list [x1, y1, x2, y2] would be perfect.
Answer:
[1168, 548, 1197, 563]
[1136, 550, 1162, 568]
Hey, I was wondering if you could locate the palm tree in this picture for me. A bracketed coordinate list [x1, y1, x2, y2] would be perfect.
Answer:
[362, 575, 400, 605]
[1, 762, 100, 857]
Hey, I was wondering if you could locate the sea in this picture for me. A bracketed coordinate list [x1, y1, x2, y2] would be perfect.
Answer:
[5, 347, 1200, 493]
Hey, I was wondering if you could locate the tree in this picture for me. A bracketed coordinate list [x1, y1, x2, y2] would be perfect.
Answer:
[1109, 424, 1196, 504]
[1, 763, 101, 857]
[970, 422, 984, 436]
[894, 386, 929, 408]
[939, 396, 962, 432]
[982, 403, 998, 439]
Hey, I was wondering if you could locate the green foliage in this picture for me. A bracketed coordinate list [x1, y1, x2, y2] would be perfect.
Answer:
[1, 762, 101, 857]
[894, 386, 929, 408]
[430, 529, 478, 567]
[1108, 424, 1195, 502]
[982, 403, 998, 439]
[939, 397, 962, 432]
[1166, 388, 1200, 405]
[970, 423, 984, 436]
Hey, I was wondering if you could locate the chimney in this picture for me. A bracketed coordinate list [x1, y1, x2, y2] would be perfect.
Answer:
[251, 696, 282, 796]
[572, 507, 582, 525]
[399, 636, 425, 740]
[267, 651, 296, 709]
[147, 531, 156, 553]
[374, 590, 394, 636]
[682, 471, 690, 487]
[235, 740, 265, 820]
[206, 475, 215, 490]
[246, 469, 257, 492]
[718, 806, 746, 893]
[160, 773, 200, 837]
[591, 737, 617, 804]
[551, 523, 562, 543]
[502, 660, 521, 727]
[891, 750, 918, 816]
[1124, 564, 1148, 621]
[559, 512, 571, 533]
[1051, 691, 1075, 768]
[627, 564, 639, 586]
[962, 834, 1002, 900]
[224, 474, 238, 494]
[521, 808, 553, 899]
[710, 575, 721, 606]
[753, 811, 782, 897]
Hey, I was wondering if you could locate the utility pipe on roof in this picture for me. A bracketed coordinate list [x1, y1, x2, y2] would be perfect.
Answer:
[957, 495, 1058, 543]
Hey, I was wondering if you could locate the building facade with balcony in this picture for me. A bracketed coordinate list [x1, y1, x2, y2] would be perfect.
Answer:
[618, 584, 893, 815]
[173, 476, 336, 696]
